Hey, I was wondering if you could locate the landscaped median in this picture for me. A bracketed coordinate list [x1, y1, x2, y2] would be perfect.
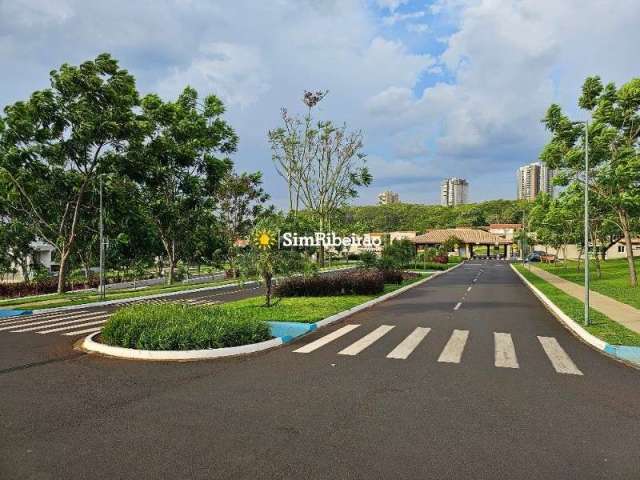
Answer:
[78, 264, 463, 361]
[512, 264, 640, 368]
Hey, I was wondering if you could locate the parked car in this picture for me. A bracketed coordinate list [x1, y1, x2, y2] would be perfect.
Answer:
[526, 253, 542, 262]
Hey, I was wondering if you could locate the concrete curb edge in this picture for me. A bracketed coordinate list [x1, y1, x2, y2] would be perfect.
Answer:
[511, 263, 640, 368]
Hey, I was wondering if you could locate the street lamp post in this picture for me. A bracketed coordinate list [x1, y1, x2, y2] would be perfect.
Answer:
[584, 121, 590, 326]
[99, 175, 106, 301]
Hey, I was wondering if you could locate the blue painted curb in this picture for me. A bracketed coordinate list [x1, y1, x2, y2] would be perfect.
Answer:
[268, 321, 316, 343]
[0, 309, 32, 319]
[604, 344, 640, 366]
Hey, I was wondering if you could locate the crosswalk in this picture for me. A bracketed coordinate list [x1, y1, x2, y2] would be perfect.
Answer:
[0, 296, 223, 337]
[294, 325, 583, 376]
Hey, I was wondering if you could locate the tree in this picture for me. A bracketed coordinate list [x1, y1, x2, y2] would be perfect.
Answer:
[216, 171, 270, 277]
[0, 217, 35, 280]
[0, 53, 140, 293]
[541, 76, 640, 286]
[126, 87, 236, 284]
[270, 91, 371, 266]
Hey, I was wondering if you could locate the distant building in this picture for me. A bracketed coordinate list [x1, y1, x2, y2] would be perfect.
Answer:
[517, 162, 554, 201]
[440, 178, 469, 206]
[377, 190, 400, 205]
[488, 224, 522, 242]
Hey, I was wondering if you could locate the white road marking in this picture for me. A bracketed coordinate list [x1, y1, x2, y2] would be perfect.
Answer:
[338, 325, 395, 356]
[0, 310, 89, 327]
[494, 332, 519, 369]
[293, 324, 360, 353]
[63, 326, 103, 336]
[12, 313, 110, 333]
[538, 336, 583, 375]
[0, 311, 106, 331]
[467, 286, 472, 292]
[387, 327, 430, 359]
[454, 302, 462, 311]
[38, 319, 108, 334]
[437, 329, 469, 364]
[473, 278, 477, 283]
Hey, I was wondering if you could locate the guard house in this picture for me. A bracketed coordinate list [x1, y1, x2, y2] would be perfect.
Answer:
[412, 228, 512, 259]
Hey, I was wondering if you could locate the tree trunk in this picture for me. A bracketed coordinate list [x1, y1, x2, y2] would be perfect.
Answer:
[57, 251, 69, 294]
[619, 211, 638, 287]
[167, 257, 176, 285]
[265, 273, 273, 307]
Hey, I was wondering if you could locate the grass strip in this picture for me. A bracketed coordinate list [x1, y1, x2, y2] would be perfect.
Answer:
[515, 264, 640, 346]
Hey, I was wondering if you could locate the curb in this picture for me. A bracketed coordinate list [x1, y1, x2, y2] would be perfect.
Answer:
[511, 264, 640, 368]
[78, 263, 463, 362]
[78, 332, 283, 361]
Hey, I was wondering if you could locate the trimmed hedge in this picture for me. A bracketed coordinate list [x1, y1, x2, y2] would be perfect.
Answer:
[101, 303, 271, 350]
[276, 269, 384, 297]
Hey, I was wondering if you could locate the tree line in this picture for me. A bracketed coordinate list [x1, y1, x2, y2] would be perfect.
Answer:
[0, 54, 269, 293]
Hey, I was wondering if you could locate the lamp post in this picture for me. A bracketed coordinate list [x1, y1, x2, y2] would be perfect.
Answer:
[584, 121, 590, 326]
[98, 175, 106, 301]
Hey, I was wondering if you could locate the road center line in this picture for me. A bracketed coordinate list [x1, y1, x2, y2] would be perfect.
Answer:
[467, 286, 472, 292]
[454, 302, 462, 310]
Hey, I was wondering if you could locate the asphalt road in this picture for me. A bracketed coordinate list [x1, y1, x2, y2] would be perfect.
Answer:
[1, 261, 639, 479]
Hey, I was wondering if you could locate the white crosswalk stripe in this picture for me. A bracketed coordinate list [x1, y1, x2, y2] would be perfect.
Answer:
[0, 311, 105, 332]
[387, 327, 430, 359]
[338, 325, 394, 356]
[63, 326, 103, 336]
[0, 310, 87, 327]
[11, 313, 109, 332]
[494, 332, 519, 368]
[38, 318, 109, 334]
[538, 336, 583, 375]
[293, 324, 360, 353]
[437, 329, 469, 364]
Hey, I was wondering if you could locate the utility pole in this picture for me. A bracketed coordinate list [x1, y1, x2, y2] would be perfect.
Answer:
[99, 175, 106, 301]
[584, 121, 590, 326]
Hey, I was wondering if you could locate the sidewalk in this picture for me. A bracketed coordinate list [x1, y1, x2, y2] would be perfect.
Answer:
[528, 265, 640, 335]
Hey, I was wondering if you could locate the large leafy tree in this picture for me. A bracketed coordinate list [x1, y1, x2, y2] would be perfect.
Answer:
[126, 87, 236, 284]
[0, 53, 139, 293]
[541, 76, 640, 286]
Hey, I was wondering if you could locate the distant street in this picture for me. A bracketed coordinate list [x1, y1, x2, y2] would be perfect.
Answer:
[1, 261, 639, 479]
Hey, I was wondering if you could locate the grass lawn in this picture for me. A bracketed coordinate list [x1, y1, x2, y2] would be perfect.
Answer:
[515, 264, 640, 346]
[217, 277, 426, 323]
[534, 258, 640, 310]
[0, 277, 238, 311]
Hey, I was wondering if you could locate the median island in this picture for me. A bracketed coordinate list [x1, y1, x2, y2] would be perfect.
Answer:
[99, 269, 426, 351]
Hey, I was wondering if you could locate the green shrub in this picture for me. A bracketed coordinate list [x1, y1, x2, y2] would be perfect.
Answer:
[275, 269, 384, 297]
[101, 303, 271, 350]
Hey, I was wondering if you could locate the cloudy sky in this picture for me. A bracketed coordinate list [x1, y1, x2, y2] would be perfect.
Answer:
[1, 0, 639, 206]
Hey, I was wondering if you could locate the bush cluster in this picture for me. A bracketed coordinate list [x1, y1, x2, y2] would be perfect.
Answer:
[275, 269, 384, 297]
[101, 303, 271, 350]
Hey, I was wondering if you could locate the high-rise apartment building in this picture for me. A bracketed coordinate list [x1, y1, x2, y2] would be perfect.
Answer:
[377, 190, 400, 205]
[440, 178, 469, 206]
[517, 162, 554, 201]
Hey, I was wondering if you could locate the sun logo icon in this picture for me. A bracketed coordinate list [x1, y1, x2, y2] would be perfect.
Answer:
[253, 228, 276, 250]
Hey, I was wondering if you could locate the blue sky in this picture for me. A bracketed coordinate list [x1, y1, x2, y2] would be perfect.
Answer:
[1, 0, 639, 207]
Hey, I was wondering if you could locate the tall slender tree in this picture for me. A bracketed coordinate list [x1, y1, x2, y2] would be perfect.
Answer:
[0, 53, 139, 292]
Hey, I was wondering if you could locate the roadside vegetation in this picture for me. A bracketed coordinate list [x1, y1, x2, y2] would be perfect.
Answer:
[533, 259, 640, 310]
[101, 304, 271, 350]
[515, 265, 640, 346]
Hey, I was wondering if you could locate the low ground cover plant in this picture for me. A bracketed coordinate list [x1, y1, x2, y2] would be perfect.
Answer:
[275, 269, 384, 297]
[101, 303, 271, 350]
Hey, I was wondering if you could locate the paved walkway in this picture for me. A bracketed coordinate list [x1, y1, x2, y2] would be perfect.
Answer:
[529, 265, 640, 334]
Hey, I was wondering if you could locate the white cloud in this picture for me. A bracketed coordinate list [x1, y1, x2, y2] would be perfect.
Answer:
[406, 23, 430, 34]
[157, 43, 271, 108]
[375, 0, 410, 12]
[382, 10, 426, 26]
